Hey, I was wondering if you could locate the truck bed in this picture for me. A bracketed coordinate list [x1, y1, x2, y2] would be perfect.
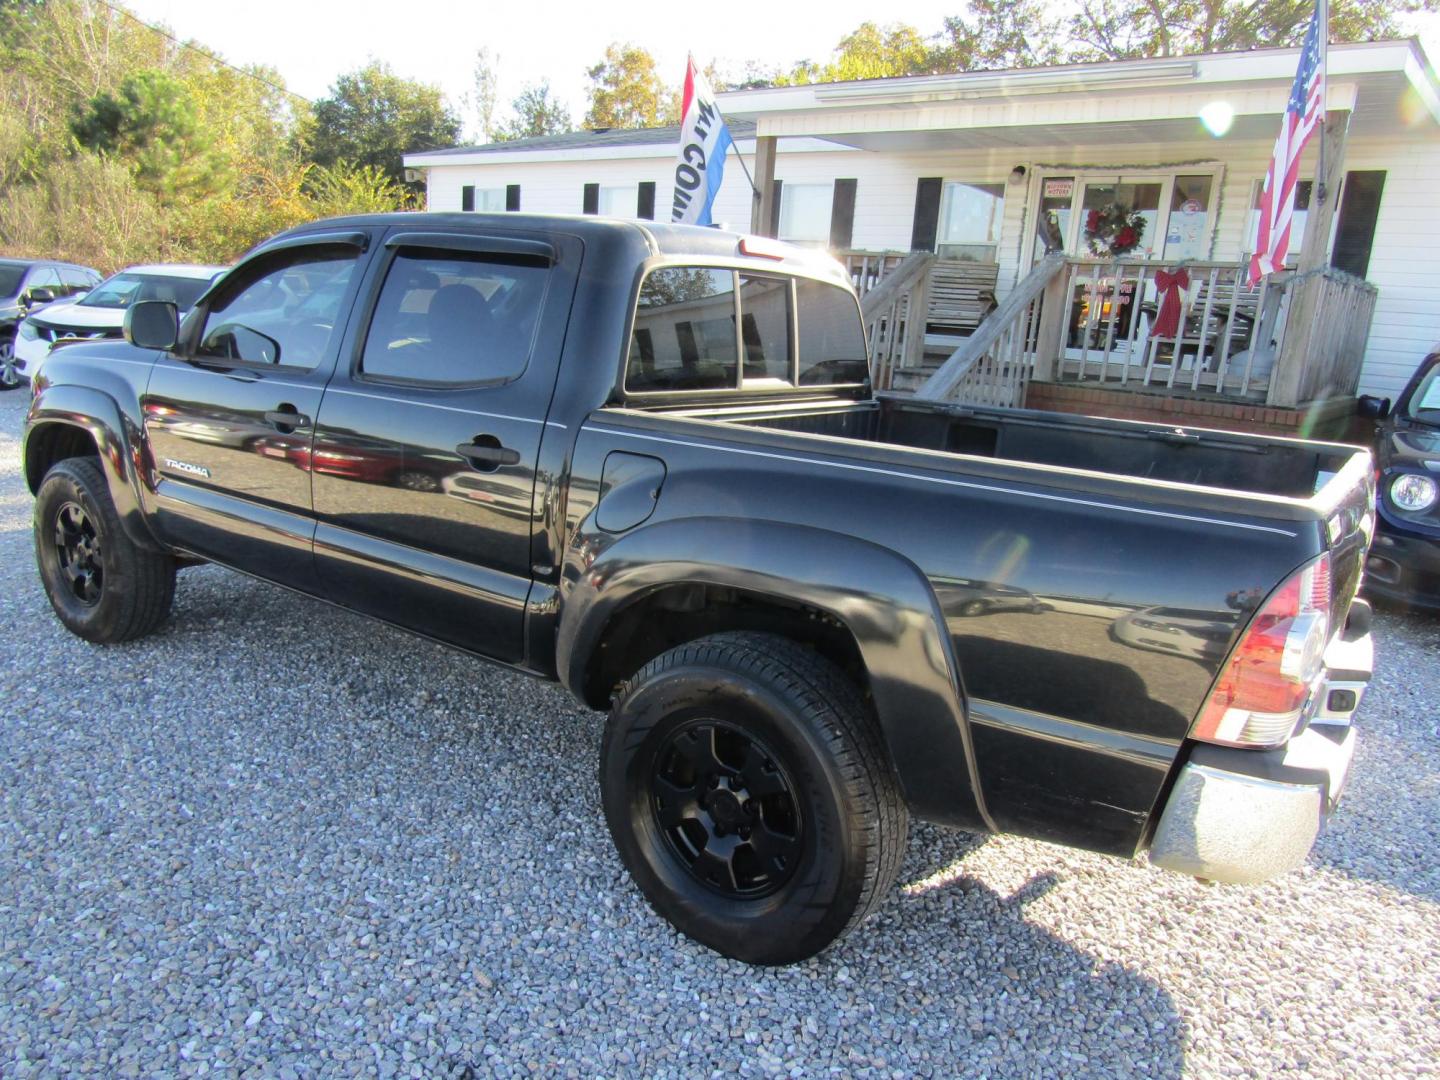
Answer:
[644, 392, 1373, 638]
[671, 393, 1356, 500]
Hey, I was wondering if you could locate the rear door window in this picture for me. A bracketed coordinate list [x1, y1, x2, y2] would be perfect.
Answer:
[359, 248, 548, 385]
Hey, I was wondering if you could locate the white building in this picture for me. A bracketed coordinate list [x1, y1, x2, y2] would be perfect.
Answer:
[406, 39, 1440, 408]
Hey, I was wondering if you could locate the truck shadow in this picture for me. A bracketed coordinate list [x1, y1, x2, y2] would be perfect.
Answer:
[768, 822, 1188, 1077]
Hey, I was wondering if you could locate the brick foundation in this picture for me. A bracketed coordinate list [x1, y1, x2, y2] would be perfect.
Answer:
[1023, 381, 1362, 441]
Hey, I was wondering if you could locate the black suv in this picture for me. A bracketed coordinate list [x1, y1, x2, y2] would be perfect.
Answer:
[0, 257, 103, 389]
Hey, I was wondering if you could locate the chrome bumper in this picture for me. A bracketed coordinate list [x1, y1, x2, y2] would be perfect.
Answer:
[1150, 617, 1370, 885]
[1149, 725, 1356, 884]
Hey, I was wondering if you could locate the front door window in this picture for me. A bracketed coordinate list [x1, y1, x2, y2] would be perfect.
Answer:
[1079, 181, 1163, 259]
[1164, 175, 1215, 261]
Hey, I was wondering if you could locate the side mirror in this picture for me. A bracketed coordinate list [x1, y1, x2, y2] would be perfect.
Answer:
[1357, 395, 1391, 420]
[123, 300, 179, 350]
[23, 287, 55, 308]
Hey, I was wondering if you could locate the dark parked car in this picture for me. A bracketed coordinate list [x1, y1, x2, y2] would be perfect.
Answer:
[0, 257, 102, 388]
[23, 214, 1374, 964]
[1359, 350, 1440, 610]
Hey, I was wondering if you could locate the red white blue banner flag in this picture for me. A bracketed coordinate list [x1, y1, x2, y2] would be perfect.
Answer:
[672, 57, 733, 226]
[1248, 2, 1327, 285]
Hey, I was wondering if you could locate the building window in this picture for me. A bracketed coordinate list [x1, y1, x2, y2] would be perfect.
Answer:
[937, 182, 1004, 262]
[777, 183, 832, 246]
[472, 187, 506, 212]
[598, 184, 639, 218]
[1244, 180, 1312, 258]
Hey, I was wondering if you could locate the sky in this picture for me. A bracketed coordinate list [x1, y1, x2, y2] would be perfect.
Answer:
[123, 0, 1440, 142]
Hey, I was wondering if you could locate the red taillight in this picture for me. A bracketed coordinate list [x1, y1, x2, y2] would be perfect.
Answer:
[1192, 554, 1331, 748]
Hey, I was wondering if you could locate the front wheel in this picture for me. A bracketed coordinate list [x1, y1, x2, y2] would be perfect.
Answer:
[34, 458, 176, 643]
[0, 334, 22, 391]
[601, 632, 907, 965]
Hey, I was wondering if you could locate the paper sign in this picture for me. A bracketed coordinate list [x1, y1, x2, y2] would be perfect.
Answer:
[1043, 179, 1074, 198]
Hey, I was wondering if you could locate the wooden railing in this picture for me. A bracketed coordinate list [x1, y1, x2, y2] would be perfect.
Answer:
[1045, 258, 1376, 405]
[1051, 259, 1284, 396]
[857, 252, 933, 390]
[916, 254, 1066, 406]
[841, 250, 909, 298]
[1269, 267, 1379, 406]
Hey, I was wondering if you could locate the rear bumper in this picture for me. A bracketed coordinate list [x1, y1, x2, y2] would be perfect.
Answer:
[1148, 619, 1370, 884]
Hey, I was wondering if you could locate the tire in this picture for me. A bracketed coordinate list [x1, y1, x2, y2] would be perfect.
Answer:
[0, 333, 21, 391]
[395, 469, 440, 493]
[34, 457, 176, 643]
[601, 632, 908, 965]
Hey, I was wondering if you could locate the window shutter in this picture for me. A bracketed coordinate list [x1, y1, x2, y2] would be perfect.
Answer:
[505, 184, 521, 212]
[582, 183, 599, 215]
[769, 179, 783, 237]
[461, 185, 475, 213]
[1330, 170, 1385, 280]
[829, 179, 858, 250]
[637, 181, 656, 220]
[911, 178, 943, 252]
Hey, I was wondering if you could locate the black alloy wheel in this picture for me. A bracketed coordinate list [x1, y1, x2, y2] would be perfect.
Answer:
[34, 457, 176, 643]
[53, 500, 104, 606]
[602, 632, 908, 965]
[650, 719, 803, 899]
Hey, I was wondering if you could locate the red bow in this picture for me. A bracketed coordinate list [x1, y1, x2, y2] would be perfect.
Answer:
[1152, 267, 1190, 339]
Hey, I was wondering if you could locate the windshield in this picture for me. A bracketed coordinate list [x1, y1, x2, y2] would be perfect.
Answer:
[79, 272, 210, 311]
[1403, 359, 1440, 427]
[0, 266, 25, 299]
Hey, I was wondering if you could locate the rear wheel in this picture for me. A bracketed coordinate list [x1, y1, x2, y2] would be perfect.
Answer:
[601, 632, 907, 965]
[34, 458, 176, 643]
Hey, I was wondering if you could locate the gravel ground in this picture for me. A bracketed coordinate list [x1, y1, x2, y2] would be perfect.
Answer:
[0, 387, 1437, 1079]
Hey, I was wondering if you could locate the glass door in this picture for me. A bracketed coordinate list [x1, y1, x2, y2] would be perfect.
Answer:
[1074, 179, 1164, 258]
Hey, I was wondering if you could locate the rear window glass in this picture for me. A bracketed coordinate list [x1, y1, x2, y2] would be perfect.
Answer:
[626, 266, 867, 393]
[361, 248, 548, 385]
[739, 274, 791, 385]
[627, 268, 737, 392]
[797, 280, 869, 385]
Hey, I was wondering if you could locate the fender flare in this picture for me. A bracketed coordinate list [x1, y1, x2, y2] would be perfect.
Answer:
[557, 516, 994, 831]
[24, 383, 164, 552]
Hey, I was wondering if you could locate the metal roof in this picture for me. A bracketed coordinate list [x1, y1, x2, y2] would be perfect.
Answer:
[414, 119, 756, 159]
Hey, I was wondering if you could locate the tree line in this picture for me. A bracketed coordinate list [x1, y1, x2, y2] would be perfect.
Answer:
[0, 0, 1429, 272]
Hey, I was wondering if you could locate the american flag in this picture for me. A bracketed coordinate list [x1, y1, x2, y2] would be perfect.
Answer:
[1248, 3, 1326, 285]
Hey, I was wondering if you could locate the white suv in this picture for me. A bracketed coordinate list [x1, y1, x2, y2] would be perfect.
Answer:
[15, 263, 226, 383]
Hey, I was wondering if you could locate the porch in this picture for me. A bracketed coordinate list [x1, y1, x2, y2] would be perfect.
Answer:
[851, 250, 1379, 431]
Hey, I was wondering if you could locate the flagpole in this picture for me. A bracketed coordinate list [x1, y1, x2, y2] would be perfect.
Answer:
[728, 137, 759, 199]
[1317, 0, 1329, 205]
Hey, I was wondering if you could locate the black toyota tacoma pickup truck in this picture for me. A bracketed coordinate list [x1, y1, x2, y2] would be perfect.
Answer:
[24, 214, 1375, 964]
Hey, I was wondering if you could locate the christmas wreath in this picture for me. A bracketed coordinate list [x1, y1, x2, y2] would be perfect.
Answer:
[1084, 203, 1147, 258]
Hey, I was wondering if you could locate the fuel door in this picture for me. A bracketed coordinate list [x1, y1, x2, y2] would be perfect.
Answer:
[596, 452, 666, 533]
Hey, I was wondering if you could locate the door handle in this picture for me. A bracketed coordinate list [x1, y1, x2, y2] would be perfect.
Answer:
[455, 439, 521, 470]
[265, 407, 310, 430]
